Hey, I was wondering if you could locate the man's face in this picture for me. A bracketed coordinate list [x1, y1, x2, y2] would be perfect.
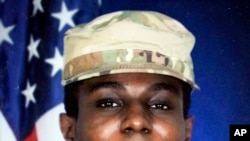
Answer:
[60, 73, 193, 141]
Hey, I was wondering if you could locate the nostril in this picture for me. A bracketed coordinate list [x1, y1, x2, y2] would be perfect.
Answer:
[123, 127, 151, 134]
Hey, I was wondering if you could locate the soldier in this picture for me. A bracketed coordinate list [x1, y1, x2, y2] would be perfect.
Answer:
[60, 11, 199, 141]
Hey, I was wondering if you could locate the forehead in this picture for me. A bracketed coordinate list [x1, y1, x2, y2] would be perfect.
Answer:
[80, 73, 183, 92]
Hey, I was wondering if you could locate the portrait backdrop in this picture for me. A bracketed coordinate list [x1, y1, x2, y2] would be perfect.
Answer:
[0, 0, 249, 141]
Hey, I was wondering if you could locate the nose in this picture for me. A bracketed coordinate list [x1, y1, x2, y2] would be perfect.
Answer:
[120, 102, 153, 134]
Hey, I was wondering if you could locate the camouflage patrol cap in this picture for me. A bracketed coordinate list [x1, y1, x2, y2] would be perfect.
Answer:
[63, 11, 199, 89]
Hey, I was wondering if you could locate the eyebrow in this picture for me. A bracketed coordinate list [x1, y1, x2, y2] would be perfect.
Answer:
[89, 81, 125, 92]
[88, 81, 179, 96]
[148, 82, 178, 93]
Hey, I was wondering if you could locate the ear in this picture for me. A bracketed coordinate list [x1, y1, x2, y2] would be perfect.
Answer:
[60, 113, 76, 141]
[185, 116, 194, 141]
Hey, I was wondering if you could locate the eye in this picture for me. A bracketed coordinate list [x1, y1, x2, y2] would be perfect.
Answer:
[150, 103, 169, 110]
[96, 99, 122, 108]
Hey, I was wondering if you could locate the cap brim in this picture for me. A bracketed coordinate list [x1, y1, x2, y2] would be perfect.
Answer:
[62, 64, 199, 90]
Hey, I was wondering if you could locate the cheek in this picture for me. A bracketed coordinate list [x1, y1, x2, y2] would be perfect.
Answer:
[96, 120, 120, 140]
[153, 119, 186, 141]
[76, 116, 121, 141]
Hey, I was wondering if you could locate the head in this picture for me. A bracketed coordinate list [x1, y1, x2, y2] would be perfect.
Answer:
[60, 11, 198, 141]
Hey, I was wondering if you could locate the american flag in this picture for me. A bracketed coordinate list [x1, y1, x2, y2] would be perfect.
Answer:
[0, 0, 101, 140]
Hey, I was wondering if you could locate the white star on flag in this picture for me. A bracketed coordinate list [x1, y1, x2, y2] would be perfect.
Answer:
[22, 80, 37, 108]
[98, 0, 102, 7]
[0, 20, 15, 45]
[27, 35, 40, 61]
[51, 2, 78, 31]
[32, 0, 44, 16]
[45, 47, 63, 77]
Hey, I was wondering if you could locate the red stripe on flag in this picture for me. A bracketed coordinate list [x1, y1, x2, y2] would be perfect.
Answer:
[24, 127, 38, 141]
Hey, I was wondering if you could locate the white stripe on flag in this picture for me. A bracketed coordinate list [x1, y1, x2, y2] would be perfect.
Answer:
[0, 110, 17, 141]
[36, 103, 65, 141]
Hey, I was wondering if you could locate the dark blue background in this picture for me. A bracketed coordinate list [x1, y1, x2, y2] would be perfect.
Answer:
[99, 1, 250, 141]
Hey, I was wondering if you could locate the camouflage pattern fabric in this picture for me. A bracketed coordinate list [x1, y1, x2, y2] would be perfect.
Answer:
[63, 11, 199, 89]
